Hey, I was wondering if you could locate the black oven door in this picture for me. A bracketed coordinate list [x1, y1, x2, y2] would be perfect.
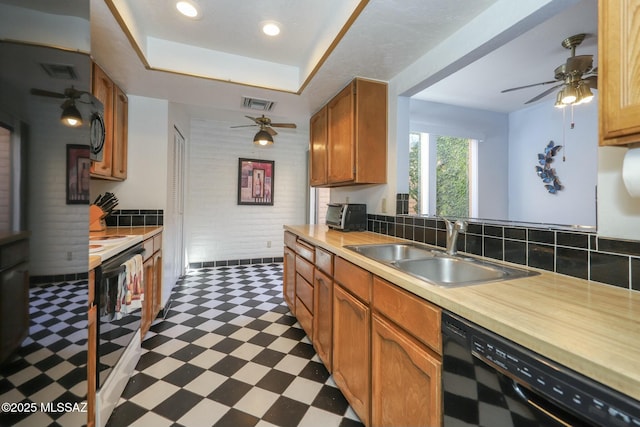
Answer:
[95, 244, 144, 389]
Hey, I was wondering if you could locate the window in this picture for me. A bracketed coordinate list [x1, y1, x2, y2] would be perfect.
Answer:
[409, 132, 477, 217]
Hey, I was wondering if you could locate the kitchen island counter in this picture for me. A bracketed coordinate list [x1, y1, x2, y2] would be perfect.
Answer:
[285, 224, 640, 402]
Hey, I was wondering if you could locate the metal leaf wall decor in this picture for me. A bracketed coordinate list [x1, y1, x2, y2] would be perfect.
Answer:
[535, 141, 563, 194]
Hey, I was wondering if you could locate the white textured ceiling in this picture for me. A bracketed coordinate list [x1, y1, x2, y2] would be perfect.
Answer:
[89, 0, 501, 124]
[2, 0, 598, 125]
[413, 0, 598, 113]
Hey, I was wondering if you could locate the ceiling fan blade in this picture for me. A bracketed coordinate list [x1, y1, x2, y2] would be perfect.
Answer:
[30, 88, 66, 98]
[244, 115, 261, 124]
[265, 126, 277, 136]
[269, 123, 296, 128]
[501, 80, 559, 93]
[230, 124, 257, 128]
[524, 84, 564, 104]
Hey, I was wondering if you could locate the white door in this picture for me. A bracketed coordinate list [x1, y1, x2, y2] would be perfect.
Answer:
[172, 126, 186, 278]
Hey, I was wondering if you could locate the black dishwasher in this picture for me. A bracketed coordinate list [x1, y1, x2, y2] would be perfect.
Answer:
[442, 311, 640, 427]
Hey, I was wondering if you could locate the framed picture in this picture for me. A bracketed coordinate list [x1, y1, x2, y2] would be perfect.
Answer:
[67, 144, 91, 204]
[238, 158, 274, 205]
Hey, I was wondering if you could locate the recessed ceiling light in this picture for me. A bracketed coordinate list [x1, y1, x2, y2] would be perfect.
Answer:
[262, 22, 281, 36]
[176, 1, 200, 18]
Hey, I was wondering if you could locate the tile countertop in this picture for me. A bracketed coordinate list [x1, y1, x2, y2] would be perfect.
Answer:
[284, 224, 640, 402]
[89, 226, 163, 269]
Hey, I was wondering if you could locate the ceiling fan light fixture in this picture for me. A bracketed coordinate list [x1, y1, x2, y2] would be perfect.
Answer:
[576, 83, 594, 104]
[561, 85, 578, 104]
[554, 91, 567, 109]
[61, 102, 83, 127]
[254, 129, 274, 146]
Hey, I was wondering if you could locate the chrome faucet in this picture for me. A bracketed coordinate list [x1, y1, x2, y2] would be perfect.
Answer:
[443, 218, 467, 256]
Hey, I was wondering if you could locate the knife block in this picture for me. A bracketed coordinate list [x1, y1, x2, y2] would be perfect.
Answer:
[89, 205, 107, 232]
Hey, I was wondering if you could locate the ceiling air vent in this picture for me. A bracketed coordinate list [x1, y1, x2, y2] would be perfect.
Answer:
[40, 63, 78, 80]
[242, 96, 276, 112]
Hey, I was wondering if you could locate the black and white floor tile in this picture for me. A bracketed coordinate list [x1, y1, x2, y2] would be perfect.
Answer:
[107, 263, 363, 427]
[0, 281, 89, 427]
[1, 264, 364, 427]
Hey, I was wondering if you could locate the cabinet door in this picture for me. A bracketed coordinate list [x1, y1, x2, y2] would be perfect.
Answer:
[313, 268, 333, 371]
[112, 86, 128, 179]
[141, 257, 154, 338]
[90, 63, 114, 177]
[283, 246, 296, 314]
[310, 106, 328, 186]
[599, 0, 640, 146]
[0, 263, 29, 364]
[327, 83, 355, 184]
[353, 79, 387, 184]
[372, 314, 442, 427]
[153, 250, 162, 315]
[333, 284, 370, 426]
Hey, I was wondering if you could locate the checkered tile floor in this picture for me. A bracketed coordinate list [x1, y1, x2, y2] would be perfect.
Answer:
[0, 281, 89, 427]
[106, 264, 363, 427]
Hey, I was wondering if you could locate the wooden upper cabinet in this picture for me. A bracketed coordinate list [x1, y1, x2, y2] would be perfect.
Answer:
[310, 106, 328, 186]
[599, 0, 640, 146]
[91, 62, 128, 180]
[112, 85, 128, 180]
[327, 83, 356, 184]
[310, 77, 387, 187]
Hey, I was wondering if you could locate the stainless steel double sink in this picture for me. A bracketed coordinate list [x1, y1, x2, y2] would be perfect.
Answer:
[344, 243, 538, 287]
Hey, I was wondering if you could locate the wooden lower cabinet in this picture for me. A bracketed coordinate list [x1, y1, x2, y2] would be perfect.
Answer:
[153, 250, 163, 315]
[141, 232, 163, 338]
[371, 314, 442, 427]
[333, 284, 371, 426]
[313, 268, 333, 371]
[283, 246, 296, 314]
[141, 256, 154, 337]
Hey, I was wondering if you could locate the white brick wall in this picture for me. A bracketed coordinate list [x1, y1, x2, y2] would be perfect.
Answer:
[187, 118, 308, 263]
[28, 98, 89, 275]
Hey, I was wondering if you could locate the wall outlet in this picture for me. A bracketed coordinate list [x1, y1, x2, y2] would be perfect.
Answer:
[67, 251, 72, 261]
[346, 196, 350, 204]
[267, 241, 272, 248]
[381, 198, 387, 213]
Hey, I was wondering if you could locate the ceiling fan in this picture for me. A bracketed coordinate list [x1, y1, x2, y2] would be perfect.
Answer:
[31, 86, 100, 127]
[231, 115, 297, 146]
[501, 33, 598, 106]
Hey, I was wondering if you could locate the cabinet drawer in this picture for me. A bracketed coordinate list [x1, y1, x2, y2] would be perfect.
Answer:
[334, 257, 372, 303]
[296, 239, 315, 263]
[153, 233, 162, 252]
[315, 247, 333, 275]
[296, 296, 313, 338]
[284, 231, 297, 250]
[373, 277, 442, 355]
[0, 239, 28, 271]
[296, 274, 314, 314]
[142, 238, 154, 261]
[296, 256, 314, 284]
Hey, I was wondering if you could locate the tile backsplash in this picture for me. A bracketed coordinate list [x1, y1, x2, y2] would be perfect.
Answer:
[105, 209, 164, 227]
[367, 214, 640, 291]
